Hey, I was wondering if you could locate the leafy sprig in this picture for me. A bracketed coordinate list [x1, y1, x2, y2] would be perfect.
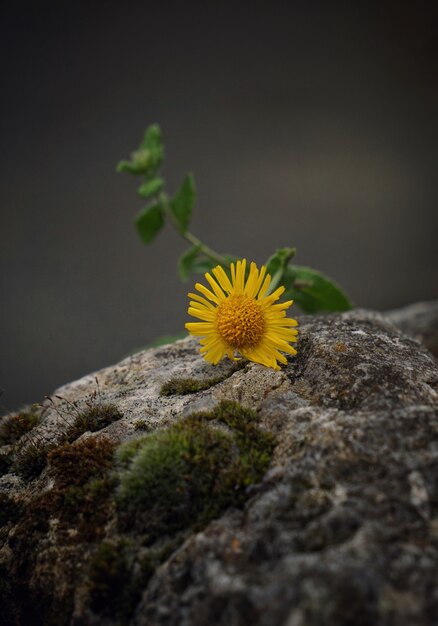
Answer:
[117, 124, 352, 313]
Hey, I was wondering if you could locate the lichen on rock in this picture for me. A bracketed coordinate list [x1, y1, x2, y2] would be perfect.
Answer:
[0, 309, 437, 626]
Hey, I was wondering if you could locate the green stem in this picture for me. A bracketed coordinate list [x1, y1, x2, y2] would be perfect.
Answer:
[183, 231, 226, 264]
[160, 194, 227, 265]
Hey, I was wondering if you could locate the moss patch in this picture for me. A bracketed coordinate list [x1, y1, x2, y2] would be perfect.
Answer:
[137, 537, 181, 583]
[0, 493, 22, 527]
[160, 361, 246, 396]
[64, 403, 123, 442]
[133, 419, 152, 432]
[48, 437, 116, 488]
[116, 435, 150, 468]
[87, 540, 139, 621]
[47, 438, 117, 542]
[12, 440, 55, 481]
[0, 411, 40, 446]
[9, 403, 122, 481]
[116, 401, 275, 539]
[13, 438, 118, 544]
[3, 401, 275, 625]
[7, 435, 119, 625]
[0, 452, 13, 476]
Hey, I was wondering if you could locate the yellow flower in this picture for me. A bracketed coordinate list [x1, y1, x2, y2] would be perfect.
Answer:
[185, 259, 298, 370]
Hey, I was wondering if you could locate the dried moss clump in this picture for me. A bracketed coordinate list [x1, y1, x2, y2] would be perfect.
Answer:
[20, 437, 118, 542]
[0, 412, 40, 446]
[0, 410, 50, 481]
[65, 403, 123, 442]
[0, 452, 13, 476]
[6, 437, 119, 624]
[13, 441, 55, 481]
[7, 438, 119, 626]
[11, 438, 117, 547]
[116, 401, 275, 539]
[0, 493, 22, 527]
[48, 437, 116, 488]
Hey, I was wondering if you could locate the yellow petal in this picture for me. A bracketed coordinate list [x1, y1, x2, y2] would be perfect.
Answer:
[195, 283, 220, 304]
[187, 307, 215, 322]
[188, 292, 216, 310]
[205, 272, 227, 300]
[212, 265, 233, 293]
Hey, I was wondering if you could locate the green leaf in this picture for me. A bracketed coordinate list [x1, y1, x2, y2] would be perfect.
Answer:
[190, 256, 217, 275]
[178, 252, 238, 281]
[117, 124, 164, 176]
[141, 124, 164, 171]
[193, 254, 237, 276]
[170, 174, 196, 232]
[138, 178, 164, 198]
[265, 247, 297, 277]
[178, 245, 202, 281]
[141, 124, 162, 150]
[265, 247, 297, 293]
[117, 150, 151, 175]
[135, 204, 165, 244]
[282, 265, 352, 313]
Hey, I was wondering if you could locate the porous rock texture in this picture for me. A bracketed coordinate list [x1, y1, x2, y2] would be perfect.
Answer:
[1, 309, 438, 626]
[386, 300, 438, 358]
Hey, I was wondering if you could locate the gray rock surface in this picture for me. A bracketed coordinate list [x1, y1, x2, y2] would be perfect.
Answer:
[385, 300, 438, 357]
[0, 309, 437, 626]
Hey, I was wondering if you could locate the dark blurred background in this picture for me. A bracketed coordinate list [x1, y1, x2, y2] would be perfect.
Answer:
[1, 0, 437, 411]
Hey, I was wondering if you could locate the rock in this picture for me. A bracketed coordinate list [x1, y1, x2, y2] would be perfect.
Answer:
[385, 300, 438, 357]
[0, 309, 437, 626]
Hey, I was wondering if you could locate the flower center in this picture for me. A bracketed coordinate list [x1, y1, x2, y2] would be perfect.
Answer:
[216, 295, 265, 350]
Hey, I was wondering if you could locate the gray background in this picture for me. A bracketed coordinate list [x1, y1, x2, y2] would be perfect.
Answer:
[1, 1, 438, 411]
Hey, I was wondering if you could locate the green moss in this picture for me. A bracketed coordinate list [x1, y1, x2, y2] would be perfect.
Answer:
[116, 436, 149, 468]
[62, 475, 116, 535]
[4, 403, 274, 624]
[117, 419, 233, 537]
[138, 537, 181, 581]
[160, 361, 247, 396]
[87, 536, 182, 623]
[116, 401, 275, 539]
[88, 541, 134, 619]
[201, 400, 275, 482]
[0, 412, 40, 446]
[65, 403, 123, 442]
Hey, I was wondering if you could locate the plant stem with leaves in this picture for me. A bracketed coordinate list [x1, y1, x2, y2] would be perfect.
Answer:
[117, 124, 352, 313]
